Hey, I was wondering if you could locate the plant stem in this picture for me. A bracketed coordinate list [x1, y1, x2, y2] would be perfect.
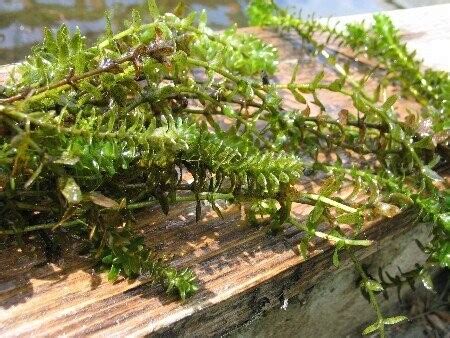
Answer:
[0, 219, 86, 235]
[289, 216, 372, 246]
[302, 193, 357, 213]
[314, 231, 373, 246]
[350, 251, 386, 338]
[126, 192, 235, 210]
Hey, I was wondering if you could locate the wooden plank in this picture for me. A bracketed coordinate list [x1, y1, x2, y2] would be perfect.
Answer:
[0, 6, 449, 337]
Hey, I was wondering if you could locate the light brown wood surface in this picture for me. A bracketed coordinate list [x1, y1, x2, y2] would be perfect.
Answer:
[0, 5, 449, 337]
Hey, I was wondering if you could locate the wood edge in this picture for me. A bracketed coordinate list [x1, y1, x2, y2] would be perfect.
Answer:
[149, 209, 422, 336]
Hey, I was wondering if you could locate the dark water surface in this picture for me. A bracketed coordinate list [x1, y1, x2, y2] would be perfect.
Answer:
[0, 0, 440, 64]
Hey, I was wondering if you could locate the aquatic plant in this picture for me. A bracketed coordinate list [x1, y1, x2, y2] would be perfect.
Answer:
[248, 0, 449, 335]
[0, 0, 448, 334]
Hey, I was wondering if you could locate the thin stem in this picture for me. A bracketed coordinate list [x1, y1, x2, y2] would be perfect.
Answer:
[0, 219, 86, 235]
[301, 193, 357, 213]
[126, 192, 235, 210]
[289, 216, 372, 246]
[350, 251, 386, 338]
[314, 231, 373, 246]
[97, 23, 153, 49]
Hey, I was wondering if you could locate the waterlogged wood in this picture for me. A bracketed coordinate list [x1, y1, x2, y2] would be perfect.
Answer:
[0, 5, 449, 337]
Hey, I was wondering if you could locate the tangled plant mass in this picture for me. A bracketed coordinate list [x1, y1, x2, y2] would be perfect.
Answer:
[0, 0, 448, 334]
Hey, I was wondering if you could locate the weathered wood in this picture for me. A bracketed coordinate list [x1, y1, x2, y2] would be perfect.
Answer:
[0, 5, 449, 337]
[231, 221, 434, 338]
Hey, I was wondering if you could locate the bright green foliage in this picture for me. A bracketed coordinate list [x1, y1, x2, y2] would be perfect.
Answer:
[184, 128, 302, 194]
[192, 22, 278, 76]
[12, 26, 93, 92]
[101, 227, 198, 299]
[0, 3, 448, 332]
[344, 15, 450, 119]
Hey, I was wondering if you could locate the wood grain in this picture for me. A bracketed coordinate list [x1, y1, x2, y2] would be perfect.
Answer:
[0, 6, 449, 337]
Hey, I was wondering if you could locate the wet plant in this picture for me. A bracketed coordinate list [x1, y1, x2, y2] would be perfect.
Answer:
[248, 0, 449, 335]
[0, 0, 448, 333]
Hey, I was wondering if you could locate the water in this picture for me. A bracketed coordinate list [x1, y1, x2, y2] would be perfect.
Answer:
[0, 0, 444, 64]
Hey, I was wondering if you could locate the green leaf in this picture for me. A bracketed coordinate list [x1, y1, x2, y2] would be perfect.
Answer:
[336, 212, 363, 225]
[147, 0, 160, 19]
[59, 176, 82, 204]
[88, 192, 120, 209]
[43, 27, 58, 54]
[108, 264, 121, 282]
[312, 70, 325, 87]
[352, 93, 368, 112]
[173, 1, 186, 17]
[375, 202, 400, 218]
[140, 26, 156, 44]
[239, 81, 254, 99]
[102, 254, 114, 264]
[382, 94, 398, 111]
[223, 105, 236, 118]
[257, 173, 268, 192]
[421, 166, 443, 181]
[318, 175, 342, 197]
[312, 93, 325, 111]
[56, 25, 69, 62]
[298, 239, 309, 259]
[362, 321, 380, 335]
[438, 213, 450, 233]
[289, 85, 307, 104]
[413, 136, 435, 150]
[279, 171, 290, 183]
[384, 315, 408, 325]
[105, 11, 114, 40]
[332, 248, 340, 267]
[131, 9, 142, 28]
[198, 9, 208, 30]
[365, 279, 384, 292]
[306, 202, 325, 230]
[432, 241, 450, 268]
[70, 28, 83, 53]
[329, 77, 345, 92]
[419, 269, 435, 291]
